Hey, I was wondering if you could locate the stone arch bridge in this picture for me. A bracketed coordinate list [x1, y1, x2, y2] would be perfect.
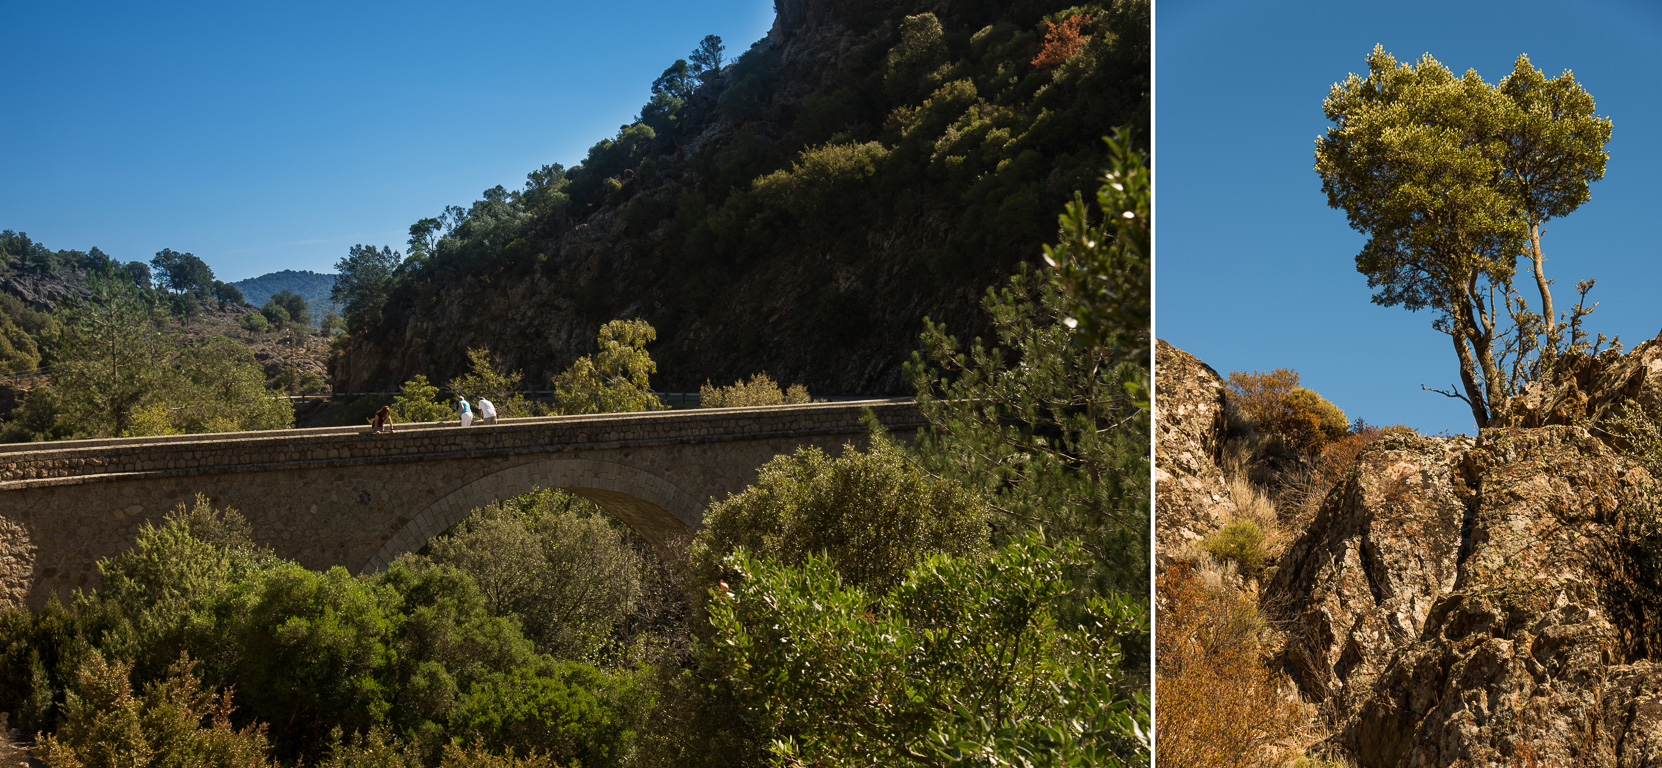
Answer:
[0, 400, 924, 608]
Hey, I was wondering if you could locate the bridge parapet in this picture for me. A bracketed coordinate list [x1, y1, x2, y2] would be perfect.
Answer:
[0, 399, 925, 607]
[0, 400, 924, 488]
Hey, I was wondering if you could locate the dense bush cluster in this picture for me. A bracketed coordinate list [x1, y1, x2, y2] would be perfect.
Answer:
[0, 497, 650, 767]
[1226, 368, 1349, 454]
[697, 372, 809, 408]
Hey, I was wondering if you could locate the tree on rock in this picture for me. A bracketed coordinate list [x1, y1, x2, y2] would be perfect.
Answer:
[689, 35, 724, 76]
[1314, 46, 1612, 427]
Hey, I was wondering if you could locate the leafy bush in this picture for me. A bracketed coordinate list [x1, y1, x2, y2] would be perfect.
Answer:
[549, 319, 666, 415]
[390, 374, 453, 423]
[705, 534, 1149, 768]
[425, 495, 642, 661]
[448, 347, 536, 417]
[697, 373, 809, 408]
[907, 266, 1148, 594]
[1227, 368, 1348, 453]
[689, 434, 990, 604]
[36, 654, 277, 768]
[451, 661, 643, 768]
[749, 141, 888, 221]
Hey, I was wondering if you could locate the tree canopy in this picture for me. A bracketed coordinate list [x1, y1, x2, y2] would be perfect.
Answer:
[688, 35, 724, 75]
[331, 244, 401, 334]
[1314, 46, 1612, 427]
[150, 248, 216, 297]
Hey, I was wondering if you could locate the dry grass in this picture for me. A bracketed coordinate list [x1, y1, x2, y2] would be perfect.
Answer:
[1156, 563, 1300, 768]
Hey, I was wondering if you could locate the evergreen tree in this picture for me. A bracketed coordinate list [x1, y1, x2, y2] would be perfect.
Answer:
[688, 35, 724, 75]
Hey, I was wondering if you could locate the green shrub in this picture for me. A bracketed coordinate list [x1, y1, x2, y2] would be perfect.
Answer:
[689, 434, 990, 607]
[451, 661, 642, 768]
[36, 654, 277, 768]
[390, 374, 452, 423]
[424, 496, 642, 661]
[749, 141, 888, 221]
[705, 534, 1149, 768]
[697, 373, 809, 408]
[1200, 520, 1268, 576]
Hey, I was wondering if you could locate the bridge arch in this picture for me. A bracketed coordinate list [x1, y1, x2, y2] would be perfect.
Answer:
[360, 458, 704, 573]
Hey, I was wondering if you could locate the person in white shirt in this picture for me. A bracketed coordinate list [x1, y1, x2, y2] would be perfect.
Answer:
[478, 397, 497, 424]
[457, 397, 473, 427]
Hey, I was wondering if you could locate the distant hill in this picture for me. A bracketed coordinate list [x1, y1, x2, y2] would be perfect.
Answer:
[232, 270, 338, 322]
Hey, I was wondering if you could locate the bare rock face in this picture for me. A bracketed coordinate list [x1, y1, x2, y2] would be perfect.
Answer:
[1267, 431, 1475, 722]
[1162, 339, 1662, 767]
[1319, 427, 1659, 767]
[1500, 337, 1662, 429]
[1154, 339, 1234, 564]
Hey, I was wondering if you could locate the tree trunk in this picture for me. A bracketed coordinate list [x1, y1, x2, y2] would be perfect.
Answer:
[1529, 222, 1554, 339]
[1451, 316, 1490, 428]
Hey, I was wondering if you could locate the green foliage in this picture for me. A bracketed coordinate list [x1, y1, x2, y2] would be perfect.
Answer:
[150, 248, 216, 297]
[549, 319, 666, 415]
[1314, 46, 1613, 426]
[690, 435, 990, 606]
[1045, 129, 1149, 389]
[450, 661, 643, 767]
[239, 312, 270, 334]
[425, 497, 643, 661]
[0, 308, 41, 374]
[688, 34, 724, 76]
[718, 47, 781, 121]
[651, 59, 695, 99]
[448, 347, 535, 417]
[750, 141, 889, 222]
[907, 266, 1149, 593]
[697, 373, 809, 408]
[212, 280, 245, 308]
[1200, 520, 1268, 576]
[266, 289, 311, 329]
[47, 278, 177, 437]
[36, 654, 277, 768]
[390, 374, 453, 423]
[13, 281, 288, 440]
[704, 534, 1149, 768]
[333, 245, 402, 334]
[165, 336, 294, 433]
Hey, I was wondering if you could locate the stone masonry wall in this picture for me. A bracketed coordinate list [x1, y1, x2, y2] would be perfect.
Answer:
[0, 400, 923, 607]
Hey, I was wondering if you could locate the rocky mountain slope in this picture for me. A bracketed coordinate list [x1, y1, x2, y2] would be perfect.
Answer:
[1157, 339, 1662, 767]
[331, 0, 1147, 395]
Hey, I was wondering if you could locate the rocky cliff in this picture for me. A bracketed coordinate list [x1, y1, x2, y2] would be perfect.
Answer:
[1157, 339, 1662, 767]
[330, 0, 1148, 395]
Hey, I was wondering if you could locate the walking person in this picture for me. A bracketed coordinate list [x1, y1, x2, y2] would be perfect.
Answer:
[478, 397, 497, 425]
[371, 405, 396, 434]
[457, 396, 473, 427]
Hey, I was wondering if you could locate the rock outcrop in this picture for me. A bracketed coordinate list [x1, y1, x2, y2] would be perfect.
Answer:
[1158, 338, 1662, 767]
[1153, 340, 1234, 565]
[1499, 337, 1662, 430]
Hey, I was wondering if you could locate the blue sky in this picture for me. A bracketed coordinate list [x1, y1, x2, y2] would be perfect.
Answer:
[1156, 0, 1662, 436]
[2, 1, 776, 283]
